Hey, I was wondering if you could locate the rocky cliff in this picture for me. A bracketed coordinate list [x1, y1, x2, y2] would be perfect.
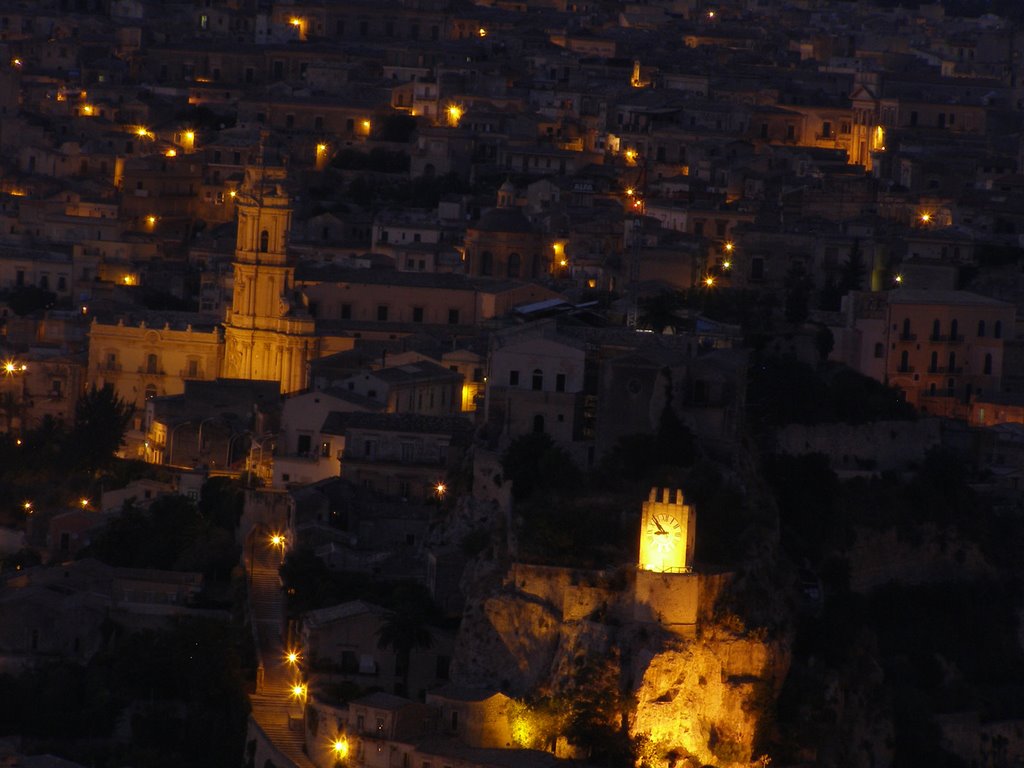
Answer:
[452, 561, 791, 767]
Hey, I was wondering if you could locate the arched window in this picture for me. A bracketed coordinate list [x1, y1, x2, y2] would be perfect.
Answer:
[146, 353, 158, 374]
[900, 350, 909, 371]
[932, 318, 941, 340]
[532, 368, 543, 391]
[948, 351, 956, 372]
[984, 353, 993, 375]
[995, 320, 1003, 339]
[259, 229, 269, 252]
[929, 351, 938, 372]
[950, 318, 959, 339]
[507, 252, 521, 278]
[480, 251, 493, 276]
[874, 342, 884, 358]
[978, 319, 986, 337]
[902, 318, 911, 338]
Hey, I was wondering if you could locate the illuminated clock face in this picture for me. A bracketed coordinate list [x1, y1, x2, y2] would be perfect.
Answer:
[646, 513, 682, 555]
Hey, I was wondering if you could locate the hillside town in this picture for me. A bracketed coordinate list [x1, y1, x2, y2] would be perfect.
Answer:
[3, 0, 1024, 767]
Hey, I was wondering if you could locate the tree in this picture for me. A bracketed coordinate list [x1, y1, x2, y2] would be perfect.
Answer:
[376, 604, 433, 697]
[67, 385, 133, 472]
[784, 263, 813, 324]
[502, 432, 583, 502]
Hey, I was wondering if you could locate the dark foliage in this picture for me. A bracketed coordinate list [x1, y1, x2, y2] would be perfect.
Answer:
[2, 284, 56, 316]
[747, 356, 915, 433]
[502, 431, 583, 502]
[67, 385, 134, 472]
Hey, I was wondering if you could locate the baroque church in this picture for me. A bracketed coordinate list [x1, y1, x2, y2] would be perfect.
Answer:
[88, 158, 333, 410]
[86, 161, 559, 414]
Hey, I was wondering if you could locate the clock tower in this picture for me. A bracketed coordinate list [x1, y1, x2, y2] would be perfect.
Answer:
[638, 487, 696, 573]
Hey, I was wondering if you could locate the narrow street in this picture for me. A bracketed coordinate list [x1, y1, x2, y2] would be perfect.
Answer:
[247, 534, 315, 768]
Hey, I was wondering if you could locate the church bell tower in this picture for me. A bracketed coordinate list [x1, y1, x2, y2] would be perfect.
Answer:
[222, 161, 317, 393]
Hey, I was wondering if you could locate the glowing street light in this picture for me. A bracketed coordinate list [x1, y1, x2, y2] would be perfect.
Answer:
[291, 682, 307, 701]
[285, 649, 301, 665]
[724, 241, 734, 253]
[136, 126, 151, 138]
[79, 497, 90, 509]
[723, 260, 732, 270]
[919, 212, 932, 224]
[270, 533, 286, 550]
[478, 27, 487, 37]
[3, 361, 15, 374]
[331, 737, 349, 760]
[704, 275, 716, 287]
[894, 274, 903, 285]
[435, 482, 447, 498]
[446, 104, 463, 127]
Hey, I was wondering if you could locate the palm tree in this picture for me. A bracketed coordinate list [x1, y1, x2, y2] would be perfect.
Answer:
[376, 606, 433, 698]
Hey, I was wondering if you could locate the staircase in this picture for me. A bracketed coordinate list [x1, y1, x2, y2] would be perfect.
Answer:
[247, 535, 316, 768]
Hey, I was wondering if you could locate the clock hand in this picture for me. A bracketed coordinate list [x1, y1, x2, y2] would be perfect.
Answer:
[653, 518, 666, 534]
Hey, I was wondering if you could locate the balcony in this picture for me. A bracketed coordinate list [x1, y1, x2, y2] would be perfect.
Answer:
[896, 365, 915, 373]
[898, 333, 917, 342]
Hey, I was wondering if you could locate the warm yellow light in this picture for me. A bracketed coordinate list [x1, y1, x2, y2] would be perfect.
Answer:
[184, 130, 195, 141]
[435, 482, 447, 496]
[286, 650, 300, 664]
[704, 275, 715, 287]
[316, 142, 327, 154]
[919, 212, 932, 224]
[587, 278, 597, 288]
[724, 241, 734, 252]
[11, 58, 22, 67]
[708, 9, 715, 18]
[331, 738, 349, 758]
[361, 119, 371, 130]
[290, 17, 302, 26]
[4, 362, 14, 374]
[270, 533, 286, 549]
[136, 126, 149, 138]
[122, 275, 133, 285]
[291, 683, 306, 699]
[895, 274, 903, 284]
[20, 365, 26, 371]
[723, 260, 731, 269]
[446, 104, 463, 127]
[146, 215, 157, 225]
[165, 148, 176, 157]
[624, 148, 637, 163]
[15, 439, 22, 446]
[23, 501, 31, 510]
[81, 104, 93, 115]
[80, 498, 89, 508]
[625, 187, 635, 196]
[559, 258, 568, 267]
[229, 190, 236, 198]
[478, 27, 487, 37]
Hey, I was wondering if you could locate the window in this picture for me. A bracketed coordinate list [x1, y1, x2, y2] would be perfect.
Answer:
[297, 434, 311, 455]
[341, 303, 352, 320]
[929, 351, 938, 372]
[259, 230, 269, 252]
[321, 440, 332, 457]
[146, 354, 158, 374]
[900, 350, 909, 372]
[556, 373, 566, 392]
[377, 305, 389, 321]
[821, 120, 831, 138]
[473, 367, 483, 382]
[902, 318, 911, 338]
[187, 359, 199, 377]
[507, 252, 521, 278]
[448, 309, 460, 324]
[450, 711, 459, 731]
[532, 369, 543, 391]
[978, 320, 986, 337]
[995, 320, 1003, 339]
[364, 440, 377, 458]
[932, 319, 941, 340]
[874, 342, 884, 358]
[15, 269, 23, 286]
[509, 370, 519, 386]
[480, 251, 493, 276]
[39, 274, 49, 290]
[412, 306, 424, 323]
[950, 319, 959, 339]
[984, 353, 993, 375]
[401, 442, 413, 461]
